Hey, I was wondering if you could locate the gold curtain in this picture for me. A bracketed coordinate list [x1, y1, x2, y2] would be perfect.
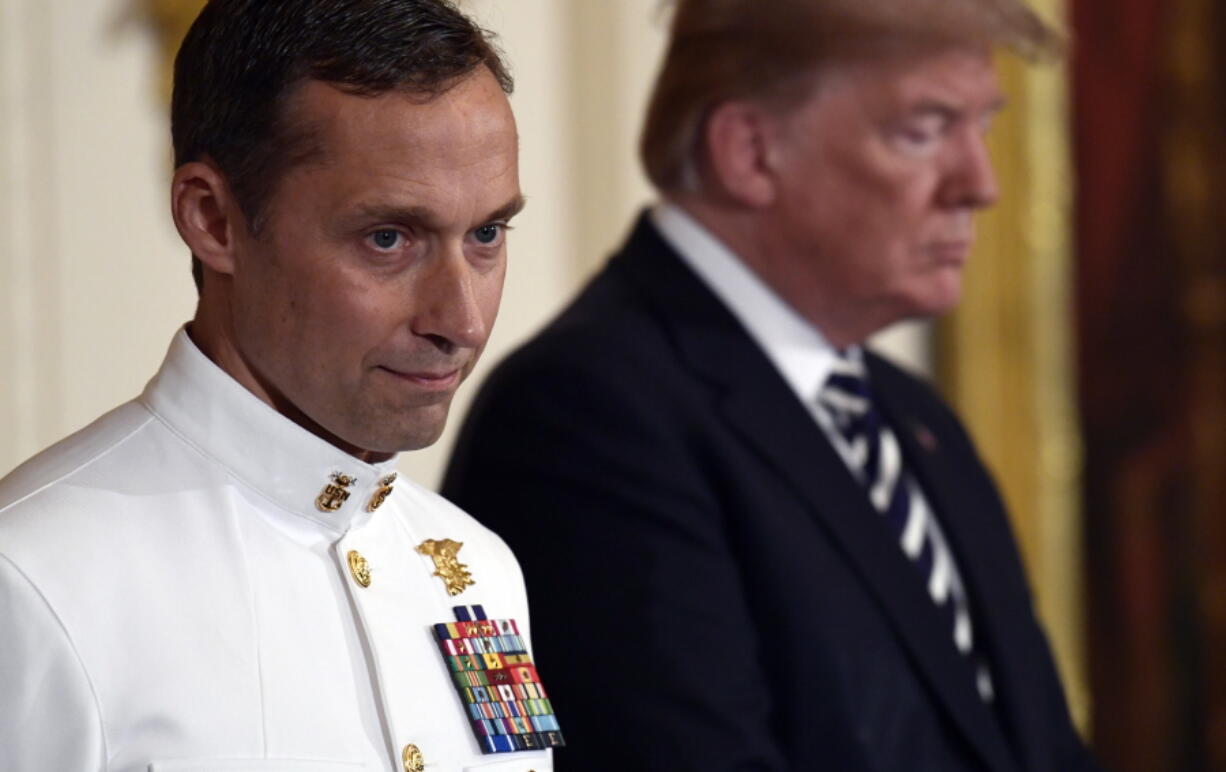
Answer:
[937, 0, 1089, 732]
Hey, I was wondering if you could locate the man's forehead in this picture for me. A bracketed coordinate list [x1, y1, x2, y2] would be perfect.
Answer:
[813, 46, 1002, 115]
[281, 71, 514, 154]
[254, 69, 519, 232]
[281, 79, 439, 146]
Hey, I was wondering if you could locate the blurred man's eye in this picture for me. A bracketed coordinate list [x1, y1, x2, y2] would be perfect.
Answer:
[890, 115, 947, 156]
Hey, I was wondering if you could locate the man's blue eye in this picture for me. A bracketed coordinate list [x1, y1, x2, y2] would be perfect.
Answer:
[474, 224, 501, 245]
[371, 230, 400, 249]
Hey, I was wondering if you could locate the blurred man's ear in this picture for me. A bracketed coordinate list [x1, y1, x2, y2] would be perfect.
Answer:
[171, 159, 244, 278]
[702, 101, 778, 208]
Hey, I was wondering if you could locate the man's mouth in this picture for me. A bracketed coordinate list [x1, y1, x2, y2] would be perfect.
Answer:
[927, 241, 971, 264]
[377, 366, 462, 390]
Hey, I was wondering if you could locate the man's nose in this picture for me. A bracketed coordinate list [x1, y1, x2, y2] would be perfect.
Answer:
[411, 248, 488, 352]
[941, 129, 1000, 210]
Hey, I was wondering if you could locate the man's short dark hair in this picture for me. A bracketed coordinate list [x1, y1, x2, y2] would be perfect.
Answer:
[172, 0, 512, 292]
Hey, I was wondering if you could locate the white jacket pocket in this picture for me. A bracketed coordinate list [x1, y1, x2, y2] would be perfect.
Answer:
[462, 757, 552, 772]
[150, 760, 367, 772]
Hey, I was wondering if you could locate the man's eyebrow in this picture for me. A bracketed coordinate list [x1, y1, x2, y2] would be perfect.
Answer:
[351, 204, 441, 229]
[908, 96, 1008, 121]
[349, 195, 526, 230]
[484, 195, 526, 224]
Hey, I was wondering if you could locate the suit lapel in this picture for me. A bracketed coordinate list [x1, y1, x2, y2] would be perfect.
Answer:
[872, 361, 1048, 769]
[614, 213, 1020, 772]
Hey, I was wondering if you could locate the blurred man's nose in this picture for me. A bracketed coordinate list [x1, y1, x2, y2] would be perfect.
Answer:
[941, 129, 1000, 210]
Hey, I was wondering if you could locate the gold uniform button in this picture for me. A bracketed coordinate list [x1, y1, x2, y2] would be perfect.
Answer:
[402, 743, 424, 772]
[347, 550, 372, 588]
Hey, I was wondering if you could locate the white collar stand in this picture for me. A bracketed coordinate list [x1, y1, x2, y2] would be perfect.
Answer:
[140, 328, 401, 536]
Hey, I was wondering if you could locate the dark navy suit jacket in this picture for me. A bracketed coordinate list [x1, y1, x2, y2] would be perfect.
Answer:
[443, 214, 1101, 772]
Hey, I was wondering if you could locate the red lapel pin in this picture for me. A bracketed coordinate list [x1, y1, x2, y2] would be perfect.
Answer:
[914, 424, 939, 453]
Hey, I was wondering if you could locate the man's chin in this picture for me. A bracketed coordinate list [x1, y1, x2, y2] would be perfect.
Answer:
[394, 428, 447, 453]
[326, 401, 452, 460]
[913, 278, 964, 318]
[380, 407, 452, 454]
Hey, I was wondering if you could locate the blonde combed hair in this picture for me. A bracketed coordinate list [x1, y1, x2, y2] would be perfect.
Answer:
[640, 0, 1062, 192]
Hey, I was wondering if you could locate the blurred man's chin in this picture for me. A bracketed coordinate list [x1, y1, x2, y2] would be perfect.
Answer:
[912, 278, 964, 318]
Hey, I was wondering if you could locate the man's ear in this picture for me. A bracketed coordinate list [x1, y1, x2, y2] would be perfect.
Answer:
[171, 159, 245, 276]
[702, 100, 778, 208]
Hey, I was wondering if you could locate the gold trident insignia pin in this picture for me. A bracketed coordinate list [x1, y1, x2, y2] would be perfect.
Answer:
[366, 472, 398, 512]
[316, 472, 356, 513]
[416, 538, 475, 596]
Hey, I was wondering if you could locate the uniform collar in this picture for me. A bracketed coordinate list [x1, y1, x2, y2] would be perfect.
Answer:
[140, 327, 401, 536]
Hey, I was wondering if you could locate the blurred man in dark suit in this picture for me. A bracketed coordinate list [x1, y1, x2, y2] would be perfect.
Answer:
[444, 1, 1101, 769]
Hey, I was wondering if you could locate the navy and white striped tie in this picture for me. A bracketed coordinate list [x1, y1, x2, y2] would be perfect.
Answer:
[820, 353, 995, 703]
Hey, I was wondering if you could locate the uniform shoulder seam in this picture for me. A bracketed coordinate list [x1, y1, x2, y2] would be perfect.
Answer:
[139, 406, 344, 534]
[0, 412, 156, 517]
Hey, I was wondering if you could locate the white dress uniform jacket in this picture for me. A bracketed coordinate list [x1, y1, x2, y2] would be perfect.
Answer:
[0, 329, 552, 772]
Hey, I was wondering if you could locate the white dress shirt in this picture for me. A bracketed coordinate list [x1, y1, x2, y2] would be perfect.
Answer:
[0, 329, 552, 772]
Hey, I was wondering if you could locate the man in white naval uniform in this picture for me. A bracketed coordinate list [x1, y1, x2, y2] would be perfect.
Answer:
[0, 1, 551, 771]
